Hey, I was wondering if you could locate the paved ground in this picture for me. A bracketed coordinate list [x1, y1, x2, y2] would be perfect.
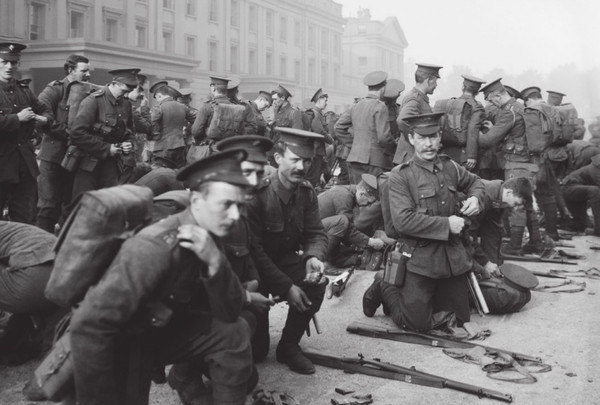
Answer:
[1, 234, 599, 405]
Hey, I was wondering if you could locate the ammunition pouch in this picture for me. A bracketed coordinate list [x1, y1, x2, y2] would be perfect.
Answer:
[60, 145, 85, 172]
[92, 122, 115, 138]
[382, 241, 416, 287]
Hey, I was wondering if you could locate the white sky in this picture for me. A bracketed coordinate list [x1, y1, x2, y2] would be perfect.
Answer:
[337, 0, 600, 76]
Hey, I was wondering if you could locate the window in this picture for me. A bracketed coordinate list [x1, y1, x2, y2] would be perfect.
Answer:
[280, 56, 287, 78]
[321, 29, 328, 54]
[209, 41, 218, 71]
[135, 25, 147, 47]
[294, 60, 300, 81]
[231, 0, 239, 27]
[333, 33, 341, 57]
[163, 0, 173, 9]
[186, 0, 196, 16]
[249, 5, 257, 33]
[266, 51, 273, 75]
[209, 0, 218, 22]
[249, 49, 257, 74]
[70, 10, 84, 38]
[321, 61, 328, 87]
[163, 31, 173, 53]
[308, 58, 315, 85]
[230, 45, 239, 73]
[104, 18, 118, 42]
[29, 3, 45, 40]
[185, 36, 196, 58]
[266, 11, 273, 37]
[294, 21, 301, 46]
[308, 25, 315, 49]
[280, 16, 287, 42]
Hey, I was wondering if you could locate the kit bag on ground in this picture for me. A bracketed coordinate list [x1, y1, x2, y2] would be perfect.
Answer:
[523, 104, 563, 153]
[433, 98, 470, 147]
[45, 184, 154, 308]
[205, 101, 246, 140]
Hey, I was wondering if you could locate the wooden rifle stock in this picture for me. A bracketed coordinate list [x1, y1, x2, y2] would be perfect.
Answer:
[304, 351, 513, 403]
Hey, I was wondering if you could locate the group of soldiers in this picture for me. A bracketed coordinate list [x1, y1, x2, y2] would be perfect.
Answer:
[1, 40, 600, 405]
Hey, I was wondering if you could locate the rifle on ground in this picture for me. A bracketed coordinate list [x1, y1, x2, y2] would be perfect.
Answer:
[346, 322, 542, 363]
[500, 253, 577, 265]
[304, 351, 513, 403]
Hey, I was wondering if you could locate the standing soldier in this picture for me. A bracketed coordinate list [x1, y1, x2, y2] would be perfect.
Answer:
[227, 76, 258, 136]
[335, 71, 394, 184]
[434, 75, 486, 170]
[306, 88, 334, 189]
[36, 54, 91, 233]
[247, 128, 328, 375]
[69, 69, 139, 198]
[382, 78, 405, 145]
[0, 43, 52, 224]
[247, 91, 272, 136]
[178, 88, 198, 153]
[393, 63, 443, 166]
[149, 81, 195, 169]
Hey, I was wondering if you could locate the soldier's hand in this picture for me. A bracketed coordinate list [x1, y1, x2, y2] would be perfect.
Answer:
[243, 280, 259, 292]
[248, 292, 275, 313]
[305, 257, 324, 276]
[367, 238, 385, 250]
[109, 144, 121, 156]
[286, 285, 312, 312]
[120, 141, 133, 155]
[465, 159, 477, 171]
[482, 120, 493, 129]
[17, 107, 36, 122]
[177, 224, 222, 275]
[483, 261, 501, 278]
[448, 215, 466, 234]
[460, 196, 480, 216]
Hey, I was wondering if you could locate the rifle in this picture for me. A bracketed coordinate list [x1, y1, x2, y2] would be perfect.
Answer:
[304, 351, 513, 403]
[326, 266, 354, 299]
[500, 253, 577, 265]
[346, 322, 543, 364]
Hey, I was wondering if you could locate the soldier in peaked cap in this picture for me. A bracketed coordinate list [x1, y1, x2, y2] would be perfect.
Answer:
[335, 70, 394, 184]
[433, 74, 485, 170]
[393, 63, 443, 166]
[69, 149, 254, 405]
[547, 90, 566, 107]
[306, 88, 334, 189]
[478, 78, 545, 256]
[191, 75, 246, 152]
[246, 127, 328, 374]
[382, 78, 406, 149]
[0, 42, 53, 224]
[363, 111, 485, 333]
[247, 91, 272, 136]
[269, 84, 304, 153]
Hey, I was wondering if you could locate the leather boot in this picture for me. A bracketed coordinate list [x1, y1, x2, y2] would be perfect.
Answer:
[168, 364, 212, 405]
[523, 215, 545, 255]
[362, 278, 383, 317]
[541, 202, 559, 241]
[276, 310, 315, 374]
[502, 226, 525, 256]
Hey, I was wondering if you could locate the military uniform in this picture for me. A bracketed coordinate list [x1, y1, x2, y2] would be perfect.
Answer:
[379, 153, 485, 332]
[248, 101, 268, 136]
[69, 85, 136, 198]
[0, 78, 52, 224]
[567, 140, 600, 173]
[306, 104, 333, 187]
[561, 157, 600, 235]
[393, 87, 432, 165]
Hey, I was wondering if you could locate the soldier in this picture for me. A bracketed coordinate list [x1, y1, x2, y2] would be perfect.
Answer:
[306, 88, 334, 188]
[567, 139, 600, 173]
[381, 79, 405, 145]
[246, 127, 328, 374]
[191, 76, 246, 154]
[177, 88, 198, 151]
[0, 42, 52, 224]
[270, 84, 304, 140]
[434, 75, 486, 170]
[363, 112, 484, 332]
[247, 91, 272, 136]
[36, 54, 91, 233]
[318, 173, 385, 267]
[69, 150, 254, 405]
[69, 69, 139, 198]
[335, 71, 395, 184]
[149, 81, 196, 169]
[393, 63, 443, 166]
[478, 79, 544, 255]
[561, 155, 600, 236]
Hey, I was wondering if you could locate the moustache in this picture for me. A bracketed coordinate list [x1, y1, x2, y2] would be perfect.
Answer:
[292, 171, 305, 176]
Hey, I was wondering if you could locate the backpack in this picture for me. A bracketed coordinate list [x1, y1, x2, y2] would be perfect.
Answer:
[205, 101, 246, 141]
[45, 185, 154, 307]
[433, 98, 470, 147]
[523, 104, 563, 153]
[377, 171, 399, 239]
[299, 107, 315, 131]
[554, 103, 579, 145]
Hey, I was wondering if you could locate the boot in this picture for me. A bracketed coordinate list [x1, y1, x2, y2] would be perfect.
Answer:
[502, 226, 525, 256]
[541, 202, 559, 241]
[167, 364, 212, 405]
[276, 310, 315, 374]
[362, 278, 383, 317]
[523, 215, 545, 255]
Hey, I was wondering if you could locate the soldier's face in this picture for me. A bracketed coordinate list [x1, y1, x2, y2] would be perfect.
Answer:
[241, 161, 265, 186]
[502, 188, 524, 208]
[71, 62, 91, 82]
[191, 182, 247, 237]
[426, 78, 438, 94]
[0, 58, 19, 81]
[316, 97, 328, 109]
[272, 93, 284, 108]
[275, 147, 312, 185]
[409, 132, 441, 161]
[486, 92, 502, 108]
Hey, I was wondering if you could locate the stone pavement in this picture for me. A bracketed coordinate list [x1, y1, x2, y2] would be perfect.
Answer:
[1, 235, 599, 404]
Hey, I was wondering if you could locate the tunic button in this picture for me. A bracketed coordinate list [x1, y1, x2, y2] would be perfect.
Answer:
[13, 104, 17, 107]
[440, 184, 444, 188]
[441, 201, 445, 205]
[235, 251, 240, 256]
[285, 237, 290, 241]
[151, 317, 157, 323]
[169, 294, 175, 299]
